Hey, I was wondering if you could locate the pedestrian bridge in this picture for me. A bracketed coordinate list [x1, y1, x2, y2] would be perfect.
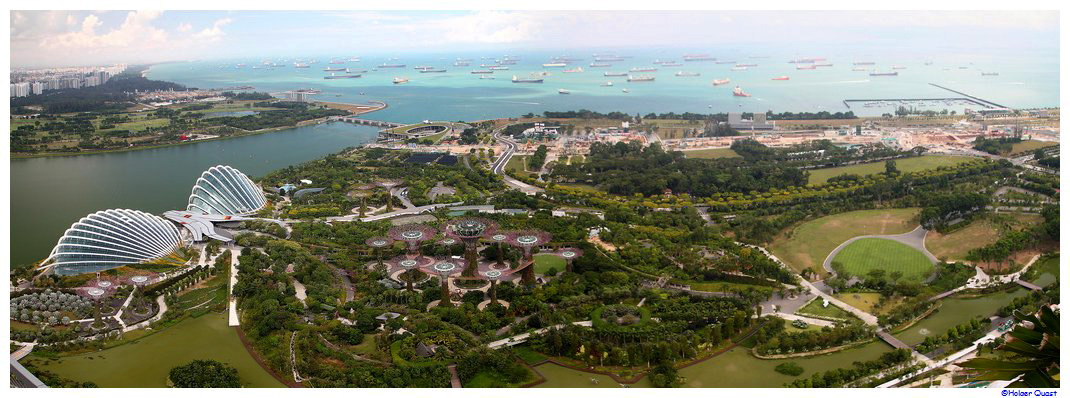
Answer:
[329, 116, 403, 128]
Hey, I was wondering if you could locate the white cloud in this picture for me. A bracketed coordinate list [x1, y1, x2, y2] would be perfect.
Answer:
[177, 22, 192, 32]
[81, 14, 101, 34]
[42, 10, 168, 50]
[193, 18, 232, 42]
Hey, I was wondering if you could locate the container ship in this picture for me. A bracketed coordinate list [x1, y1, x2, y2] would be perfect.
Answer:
[772, 76, 790, 80]
[604, 71, 628, 77]
[589, 63, 611, 67]
[393, 77, 409, 84]
[471, 70, 494, 74]
[712, 79, 730, 86]
[378, 63, 406, 68]
[420, 69, 447, 73]
[630, 67, 657, 72]
[675, 71, 701, 77]
[683, 54, 716, 61]
[512, 75, 544, 83]
[627, 75, 655, 82]
[543, 63, 567, 67]
[869, 71, 898, 76]
[563, 67, 584, 73]
[732, 86, 751, 97]
[324, 73, 361, 79]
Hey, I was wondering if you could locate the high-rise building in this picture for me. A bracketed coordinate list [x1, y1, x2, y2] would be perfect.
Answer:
[11, 82, 30, 97]
[84, 76, 100, 87]
[31, 82, 44, 95]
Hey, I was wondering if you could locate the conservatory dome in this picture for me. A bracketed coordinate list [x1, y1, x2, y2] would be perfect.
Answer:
[47, 209, 183, 275]
[186, 165, 266, 216]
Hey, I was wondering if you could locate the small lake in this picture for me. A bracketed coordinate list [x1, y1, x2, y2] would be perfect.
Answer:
[204, 110, 261, 117]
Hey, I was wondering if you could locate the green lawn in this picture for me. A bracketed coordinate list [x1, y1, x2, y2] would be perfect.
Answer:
[832, 238, 934, 280]
[681, 148, 741, 159]
[796, 299, 853, 320]
[511, 345, 548, 364]
[681, 280, 774, 294]
[506, 155, 531, 173]
[1009, 140, 1057, 155]
[768, 208, 920, 278]
[807, 155, 975, 185]
[26, 313, 283, 387]
[533, 253, 566, 275]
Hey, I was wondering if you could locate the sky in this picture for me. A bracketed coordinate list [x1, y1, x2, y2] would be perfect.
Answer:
[9, 10, 1060, 68]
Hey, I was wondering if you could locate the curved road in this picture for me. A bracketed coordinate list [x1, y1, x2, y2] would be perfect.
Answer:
[491, 130, 543, 194]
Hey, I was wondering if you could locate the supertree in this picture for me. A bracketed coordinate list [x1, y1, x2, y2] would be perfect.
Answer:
[395, 257, 426, 292]
[505, 230, 552, 286]
[556, 248, 584, 273]
[126, 274, 153, 315]
[489, 232, 510, 269]
[388, 224, 437, 255]
[483, 270, 503, 305]
[79, 283, 113, 330]
[349, 184, 376, 217]
[442, 218, 498, 277]
[430, 261, 459, 307]
[376, 180, 403, 212]
[365, 237, 394, 267]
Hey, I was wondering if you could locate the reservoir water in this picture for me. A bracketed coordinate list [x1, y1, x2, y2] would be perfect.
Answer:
[10, 122, 380, 267]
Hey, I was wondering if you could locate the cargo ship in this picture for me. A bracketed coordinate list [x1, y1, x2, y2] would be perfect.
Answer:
[563, 67, 584, 73]
[293, 63, 309, 68]
[715, 60, 737, 64]
[815, 63, 833, 67]
[378, 63, 406, 68]
[730, 67, 748, 71]
[324, 73, 361, 79]
[489, 66, 509, 70]
[600, 81, 614, 87]
[453, 61, 470, 67]
[772, 76, 790, 80]
[589, 63, 611, 67]
[851, 67, 868, 71]
[329, 59, 345, 64]
[981, 72, 999, 76]
[683, 54, 716, 61]
[595, 56, 625, 62]
[393, 77, 409, 84]
[414, 66, 435, 71]
[471, 70, 494, 74]
[852, 61, 876, 65]
[892, 65, 907, 70]
[479, 75, 495, 80]
[558, 89, 571, 94]
[869, 71, 898, 76]
[512, 75, 544, 83]
[604, 71, 628, 77]
[323, 67, 346, 72]
[660, 62, 683, 67]
[796, 64, 817, 70]
[630, 67, 657, 72]
[543, 63, 567, 67]
[735, 63, 758, 67]
[420, 69, 447, 73]
[732, 86, 751, 97]
[712, 79, 730, 86]
[675, 71, 701, 77]
[627, 75, 655, 82]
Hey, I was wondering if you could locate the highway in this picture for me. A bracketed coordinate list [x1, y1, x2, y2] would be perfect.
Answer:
[491, 129, 544, 194]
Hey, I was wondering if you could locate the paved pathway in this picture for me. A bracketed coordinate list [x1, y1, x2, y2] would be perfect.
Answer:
[228, 247, 241, 327]
[822, 226, 938, 276]
[769, 312, 836, 327]
[10, 342, 35, 361]
[447, 364, 462, 388]
[487, 321, 593, 349]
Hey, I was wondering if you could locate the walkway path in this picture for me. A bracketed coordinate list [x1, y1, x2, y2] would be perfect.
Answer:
[447, 364, 462, 388]
[487, 321, 593, 349]
[877, 326, 1008, 388]
[10, 342, 35, 361]
[822, 226, 938, 276]
[228, 247, 241, 327]
[768, 312, 836, 327]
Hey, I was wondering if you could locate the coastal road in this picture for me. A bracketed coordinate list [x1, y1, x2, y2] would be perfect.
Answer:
[491, 130, 543, 194]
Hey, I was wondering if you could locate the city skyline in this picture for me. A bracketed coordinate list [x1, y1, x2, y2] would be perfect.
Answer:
[10, 10, 1060, 68]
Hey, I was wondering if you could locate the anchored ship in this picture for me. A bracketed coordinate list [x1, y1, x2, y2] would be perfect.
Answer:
[378, 63, 406, 68]
[558, 89, 571, 94]
[735, 63, 758, 67]
[683, 54, 716, 61]
[630, 67, 657, 72]
[589, 63, 611, 67]
[324, 73, 361, 79]
[323, 67, 346, 72]
[796, 64, 817, 70]
[981, 72, 999, 76]
[542, 63, 567, 67]
[600, 81, 614, 86]
[453, 61, 470, 67]
[489, 66, 509, 70]
[853, 61, 876, 65]
[675, 71, 701, 77]
[419, 69, 447, 73]
[732, 86, 752, 97]
[393, 77, 409, 84]
[772, 76, 790, 80]
[563, 67, 584, 73]
[512, 75, 544, 83]
[712, 79, 730, 86]
[471, 70, 494, 74]
[604, 71, 628, 77]
[627, 75, 655, 82]
[869, 71, 898, 76]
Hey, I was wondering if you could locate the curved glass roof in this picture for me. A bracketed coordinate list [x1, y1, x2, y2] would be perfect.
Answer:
[187, 165, 267, 216]
[48, 209, 182, 275]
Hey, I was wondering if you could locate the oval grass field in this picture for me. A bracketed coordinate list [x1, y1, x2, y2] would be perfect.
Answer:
[831, 238, 934, 280]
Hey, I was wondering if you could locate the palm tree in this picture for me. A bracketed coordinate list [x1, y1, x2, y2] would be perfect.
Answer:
[959, 306, 1059, 387]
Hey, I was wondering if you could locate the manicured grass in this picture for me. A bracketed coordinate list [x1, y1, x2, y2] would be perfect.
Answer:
[681, 148, 741, 159]
[534, 362, 649, 388]
[682, 280, 774, 294]
[768, 208, 920, 278]
[506, 155, 530, 173]
[807, 155, 975, 185]
[1026, 255, 1059, 288]
[511, 345, 547, 364]
[832, 238, 934, 281]
[556, 183, 604, 193]
[1009, 140, 1057, 155]
[533, 253, 566, 275]
[834, 292, 904, 316]
[27, 313, 283, 387]
[796, 298, 853, 320]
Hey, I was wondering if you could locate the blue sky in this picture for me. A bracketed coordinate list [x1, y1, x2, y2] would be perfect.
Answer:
[9, 10, 1060, 68]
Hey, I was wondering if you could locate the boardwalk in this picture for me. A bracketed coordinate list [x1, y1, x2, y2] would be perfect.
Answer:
[228, 248, 241, 327]
[447, 365, 462, 388]
[877, 330, 911, 350]
[1016, 279, 1042, 291]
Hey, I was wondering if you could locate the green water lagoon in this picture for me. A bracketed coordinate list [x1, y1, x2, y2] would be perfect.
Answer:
[894, 287, 1029, 346]
[25, 313, 284, 388]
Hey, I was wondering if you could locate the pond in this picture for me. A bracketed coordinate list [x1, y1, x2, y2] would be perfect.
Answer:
[204, 110, 261, 117]
[894, 287, 1029, 346]
[24, 313, 284, 387]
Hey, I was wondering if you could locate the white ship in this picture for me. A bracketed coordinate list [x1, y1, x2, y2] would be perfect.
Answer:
[393, 77, 409, 84]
